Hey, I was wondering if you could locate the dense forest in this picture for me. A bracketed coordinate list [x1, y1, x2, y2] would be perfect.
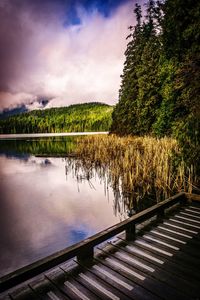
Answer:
[111, 0, 200, 173]
[0, 102, 113, 133]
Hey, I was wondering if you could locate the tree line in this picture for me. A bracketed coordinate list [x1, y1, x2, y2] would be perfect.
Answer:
[111, 0, 200, 173]
[0, 102, 113, 134]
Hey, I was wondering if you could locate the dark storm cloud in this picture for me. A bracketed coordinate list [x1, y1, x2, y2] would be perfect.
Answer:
[0, 0, 31, 91]
[0, 0, 64, 91]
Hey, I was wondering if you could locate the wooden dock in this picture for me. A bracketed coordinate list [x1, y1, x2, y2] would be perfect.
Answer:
[1, 192, 200, 300]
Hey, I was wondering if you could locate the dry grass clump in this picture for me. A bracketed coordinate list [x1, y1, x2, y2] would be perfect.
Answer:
[66, 134, 197, 212]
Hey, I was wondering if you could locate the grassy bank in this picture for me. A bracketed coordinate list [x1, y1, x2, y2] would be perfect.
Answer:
[67, 135, 198, 212]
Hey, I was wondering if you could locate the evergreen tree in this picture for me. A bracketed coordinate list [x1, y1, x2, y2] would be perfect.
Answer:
[111, 0, 200, 176]
[111, 1, 162, 135]
[111, 3, 143, 134]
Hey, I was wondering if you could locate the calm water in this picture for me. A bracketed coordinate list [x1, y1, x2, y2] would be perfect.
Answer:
[0, 135, 124, 277]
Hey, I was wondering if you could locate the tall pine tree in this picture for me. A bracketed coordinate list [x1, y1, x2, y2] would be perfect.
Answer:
[111, 0, 200, 176]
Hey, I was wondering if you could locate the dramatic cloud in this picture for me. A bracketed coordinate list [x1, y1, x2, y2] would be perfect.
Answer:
[0, 0, 137, 111]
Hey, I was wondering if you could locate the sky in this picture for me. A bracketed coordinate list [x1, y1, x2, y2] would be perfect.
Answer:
[0, 0, 140, 112]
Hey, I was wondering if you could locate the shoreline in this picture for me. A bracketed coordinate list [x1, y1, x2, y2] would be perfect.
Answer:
[0, 132, 109, 139]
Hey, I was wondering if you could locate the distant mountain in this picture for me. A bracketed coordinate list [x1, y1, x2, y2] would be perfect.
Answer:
[0, 104, 28, 119]
[0, 102, 113, 134]
[0, 99, 49, 119]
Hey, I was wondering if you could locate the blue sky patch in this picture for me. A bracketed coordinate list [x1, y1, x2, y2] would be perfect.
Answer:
[63, 0, 130, 26]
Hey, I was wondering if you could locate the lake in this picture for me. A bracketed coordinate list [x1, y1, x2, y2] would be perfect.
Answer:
[0, 134, 125, 277]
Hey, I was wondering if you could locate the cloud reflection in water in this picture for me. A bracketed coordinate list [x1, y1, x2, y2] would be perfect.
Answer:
[0, 155, 120, 276]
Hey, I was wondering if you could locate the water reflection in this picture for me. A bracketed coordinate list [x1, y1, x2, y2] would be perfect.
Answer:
[0, 141, 122, 276]
[0, 136, 77, 157]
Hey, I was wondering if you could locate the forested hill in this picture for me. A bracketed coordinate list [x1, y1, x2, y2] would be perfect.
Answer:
[0, 102, 113, 133]
[111, 0, 200, 172]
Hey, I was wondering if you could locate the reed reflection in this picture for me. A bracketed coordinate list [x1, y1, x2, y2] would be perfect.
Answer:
[65, 135, 196, 216]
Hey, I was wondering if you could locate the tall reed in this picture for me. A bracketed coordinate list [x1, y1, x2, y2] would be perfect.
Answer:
[66, 134, 198, 213]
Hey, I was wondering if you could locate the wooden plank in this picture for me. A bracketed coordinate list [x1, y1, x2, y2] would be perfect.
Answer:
[94, 258, 162, 300]
[8, 285, 39, 300]
[134, 237, 200, 267]
[184, 207, 200, 214]
[179, 210, 200, 220]
[72, 263, 130, 300]
[143, 227, 200, 249]
[112, 237, 200, 287]
[29, 275, 69, 300]
[189, 204, 200, 210]
[63, 278, 101, 300]
[75, 260, 137, 300]
[111, 238, 167, 266]
[159, 220, 200, 238]
[47, 265, 101, 300]
[151, 224, 197, 242]
[132, 239, 200, 279]
[173, 213, 200, 226]
[117, 236, 200, 282]
[145, 231, 200, 258]
[168, 216, 200, 230]
[149, 225, 200, 250]
[96, 255, 164, 299]
[47, 268, 99, 300]
[0, 192, 186, 292]
[96, 248, 190, 300]
[106, 241, 200, 298]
